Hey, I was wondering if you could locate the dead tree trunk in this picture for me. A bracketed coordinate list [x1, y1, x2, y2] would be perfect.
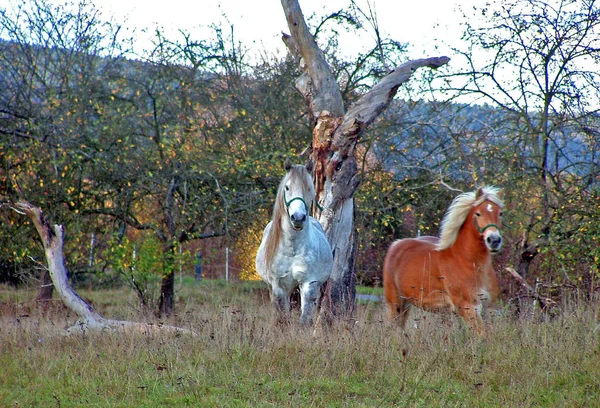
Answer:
[35, 270, 54, 313]
[281, 0, 449, 321]
[12, 200, 194, 336]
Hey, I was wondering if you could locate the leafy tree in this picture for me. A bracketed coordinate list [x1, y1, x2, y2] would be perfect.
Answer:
[280, 0, 449, 320]
[0, 0, 132, 294]
[438, 0, 600, 289]
[0, 0, 314, 316]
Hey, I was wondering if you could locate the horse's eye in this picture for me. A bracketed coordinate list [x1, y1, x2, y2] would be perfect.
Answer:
[285, 185, 289, 191]
[499, 211, 504, 217]
[475, 212, 481, 217]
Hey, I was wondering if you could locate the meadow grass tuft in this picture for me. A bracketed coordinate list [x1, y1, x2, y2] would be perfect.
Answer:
[1, 281, 599, 406]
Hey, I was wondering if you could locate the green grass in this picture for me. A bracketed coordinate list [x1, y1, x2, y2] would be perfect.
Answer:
[356, 285, 383, 296]
[1, 280, 599, 406]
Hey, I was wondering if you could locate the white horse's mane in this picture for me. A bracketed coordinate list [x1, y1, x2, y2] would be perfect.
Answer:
[263, 165, 314, 268]
[436, 186, 503, 251]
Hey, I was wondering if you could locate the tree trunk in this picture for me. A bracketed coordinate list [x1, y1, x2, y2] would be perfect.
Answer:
[35, 269, 54, 312]
[281, 0, 449, 321]
[517, 241, 538, 280]
[158, 250, 175, 318]
[158, 173, 180, 318]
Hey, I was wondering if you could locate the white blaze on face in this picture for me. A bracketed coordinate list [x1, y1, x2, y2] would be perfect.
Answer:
[486, 203, 493, 212]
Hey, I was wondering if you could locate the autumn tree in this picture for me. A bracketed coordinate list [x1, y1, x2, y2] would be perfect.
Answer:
[0, 0, 132, 299]
[0, 0, 317, 317]
[439, 0, 600, 289]
[280, 0, 449, 320]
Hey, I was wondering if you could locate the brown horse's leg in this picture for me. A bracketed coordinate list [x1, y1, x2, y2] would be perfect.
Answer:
[456, 303, 485, 336]
[396, 300, 411, 328]
[383, 246, 412, 329]
[385, 295, 410, 328]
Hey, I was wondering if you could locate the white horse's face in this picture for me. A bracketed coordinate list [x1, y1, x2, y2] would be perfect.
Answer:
[284, 176, 309, 231]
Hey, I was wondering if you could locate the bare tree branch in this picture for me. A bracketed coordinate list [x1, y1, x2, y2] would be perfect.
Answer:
[281, 0, 344, 117]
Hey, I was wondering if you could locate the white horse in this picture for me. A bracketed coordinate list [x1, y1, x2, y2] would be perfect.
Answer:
[255, 161, 333, 325]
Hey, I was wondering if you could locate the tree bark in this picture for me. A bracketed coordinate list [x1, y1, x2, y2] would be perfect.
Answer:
[158, 173, 180, 317]
[12, 200, 194, 336]
[281, 0, 449, 321]
[158, 245, 176, 318]
[35, 269, 54, 313]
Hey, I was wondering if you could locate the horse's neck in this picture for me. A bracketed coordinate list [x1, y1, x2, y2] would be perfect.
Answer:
[279, 216, 311, 248]
[451, 224, 489, 264]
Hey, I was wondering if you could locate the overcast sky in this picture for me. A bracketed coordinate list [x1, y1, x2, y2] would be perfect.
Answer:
[49, 0, 477, 60]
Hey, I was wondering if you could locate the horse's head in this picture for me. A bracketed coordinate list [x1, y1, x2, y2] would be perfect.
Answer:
[280, 160, 315, 231]
[472, 187, 504, 253]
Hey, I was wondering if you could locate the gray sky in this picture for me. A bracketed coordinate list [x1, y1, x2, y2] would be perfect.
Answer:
[62, 0, 477, 60]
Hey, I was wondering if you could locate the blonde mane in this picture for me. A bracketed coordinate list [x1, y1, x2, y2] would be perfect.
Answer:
[436, 186, 503, 251]
[263, 165, 315, 268]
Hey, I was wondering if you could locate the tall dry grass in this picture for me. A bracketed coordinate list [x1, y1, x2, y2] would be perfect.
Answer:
[1, 280, 599, 406]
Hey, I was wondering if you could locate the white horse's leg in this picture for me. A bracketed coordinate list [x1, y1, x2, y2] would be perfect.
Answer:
[271, 285, 291, 324]
[299, 281, 321, 326]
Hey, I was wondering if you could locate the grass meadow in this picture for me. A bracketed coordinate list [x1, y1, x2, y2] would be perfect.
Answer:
[1, 278, 599, 407]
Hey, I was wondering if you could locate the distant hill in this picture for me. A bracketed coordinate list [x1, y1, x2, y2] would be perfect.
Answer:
[372, 99, 599, 183]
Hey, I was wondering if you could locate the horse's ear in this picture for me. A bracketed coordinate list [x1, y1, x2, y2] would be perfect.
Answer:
[305, 159, 314, 174]
[284, 158, 292, 172]
[497, 189, 504, 200]
[475, 187, 484, 199]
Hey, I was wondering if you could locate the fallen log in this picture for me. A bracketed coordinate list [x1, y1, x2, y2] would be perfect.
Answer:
[12, 200, 195, 336]
[505, 267, 556, 311]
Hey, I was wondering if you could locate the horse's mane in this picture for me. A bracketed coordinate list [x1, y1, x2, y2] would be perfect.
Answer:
[436, 186, 503, 251]
[263, 165, 315, 268]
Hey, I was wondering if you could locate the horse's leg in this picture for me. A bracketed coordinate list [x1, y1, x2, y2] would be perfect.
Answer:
[299, 281, 320, 326]
[384, 280, 410, 328]
[456, 302, 485, 336]
[387, 297, 410, 329]
[271, 285, 291, 325]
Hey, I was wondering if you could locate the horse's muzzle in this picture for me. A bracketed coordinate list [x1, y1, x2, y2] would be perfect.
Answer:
[486, 234, 502, 252]
[290, 212, 306, 230]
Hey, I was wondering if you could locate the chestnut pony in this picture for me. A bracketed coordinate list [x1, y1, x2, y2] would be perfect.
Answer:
[383, 187, 504, 335]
